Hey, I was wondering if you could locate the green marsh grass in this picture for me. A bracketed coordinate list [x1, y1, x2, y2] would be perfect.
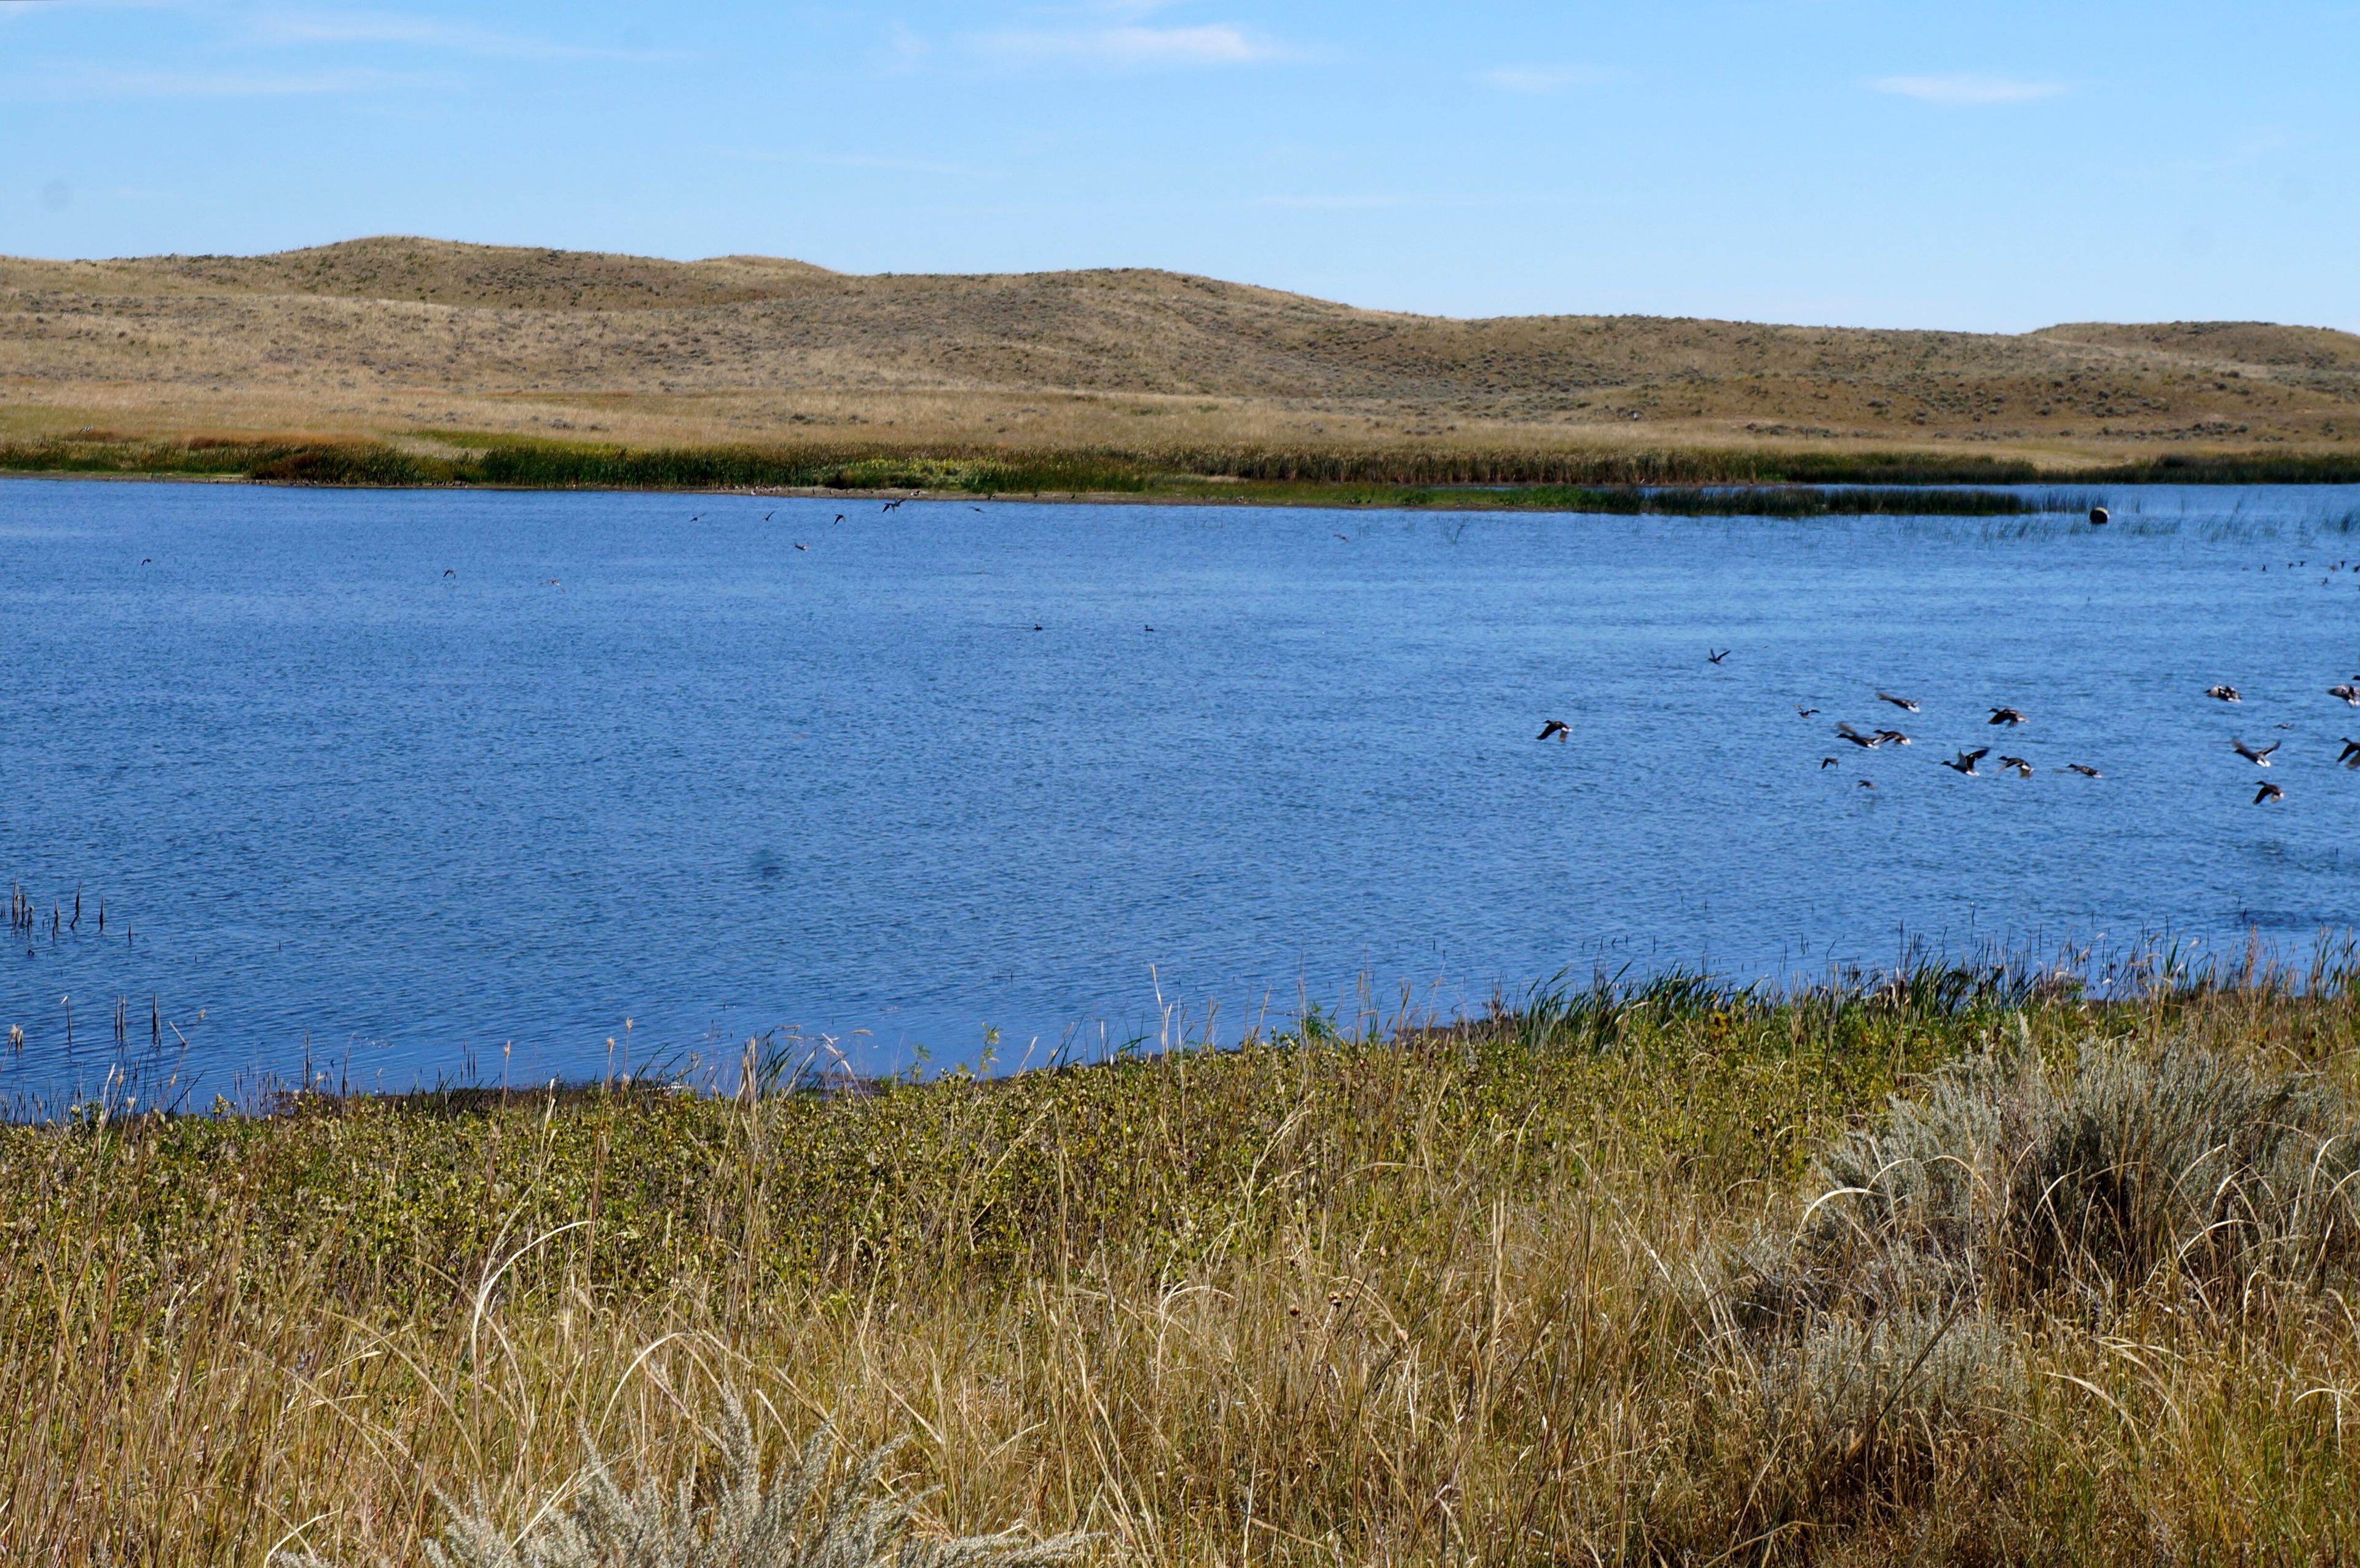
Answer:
[8, 959, 2360, 1564]
[9, 431, 2360, 504]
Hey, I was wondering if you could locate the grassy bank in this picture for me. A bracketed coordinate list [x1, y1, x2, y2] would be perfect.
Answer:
[7, 962, 2360, 1564]
[6, 431, 2359, 508]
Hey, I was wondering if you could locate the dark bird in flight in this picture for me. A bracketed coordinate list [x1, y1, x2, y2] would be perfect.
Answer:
[141, 558, 154, 565]
[2330, 684, 2360, 705]
[690, 514, 701, 522]
[793, 543, 808, 551]
[1874, 729, 1912, 747]
[1941, 748, 1990, 775]
[834, 514, 846, 523]
[1820, 756, 1839, 769]
[1875, 691, 1918, 712]
[1988, 707, 2028, 726]
[1835, 723, 1883, 749]
[2255, 781, 2284, 805]
[1999, 755, 2034, 777]
[1334, 533, 1351, 541]
[2339, 737, 2360, 768]
[1707, 648, 1729, 664]
[1795, 705, 1820, 718]
[764, 512, 774, 522]
[2232, 737, 2281, 766]
[2064, 763, 2103, 777]
[1857, 779, 1876, 790]
[1537, 719, 1570, 743]
[441, 568, 455, 577]
[2208, 684, 2242, 702]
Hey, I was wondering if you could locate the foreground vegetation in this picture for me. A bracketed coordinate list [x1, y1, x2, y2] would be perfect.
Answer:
[8, 430, 2360, 509]
[7, 962, 2360, 1564]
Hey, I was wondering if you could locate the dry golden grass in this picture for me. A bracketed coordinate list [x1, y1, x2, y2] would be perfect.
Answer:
[4, 236, 2357, 470]
[7, 970, 2360, 1565]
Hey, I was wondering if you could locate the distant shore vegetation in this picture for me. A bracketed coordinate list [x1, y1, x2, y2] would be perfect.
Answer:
[7, 430, 2360, 512]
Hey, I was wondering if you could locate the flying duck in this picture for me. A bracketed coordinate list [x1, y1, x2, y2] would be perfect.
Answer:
[2232, 737, 2281, 766]
[1835, 723, 1883, 749]
[2330, 684, 2360, 706]
[1999, 755, 2034, 777]
[1941, 748, 1990, 775]
[1988, 707, 2028, 726]
[2255, 781, 2284, 805]
[2064, 764, 2103, 777]
[1536, 719, 1570, 742]
[2208, 685, 2242, 702]
[1875, 691, 1919, 712]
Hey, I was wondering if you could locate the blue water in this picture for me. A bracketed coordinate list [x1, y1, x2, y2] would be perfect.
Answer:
[2, 479, 2358, 1107]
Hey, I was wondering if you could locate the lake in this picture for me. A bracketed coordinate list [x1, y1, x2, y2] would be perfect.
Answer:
[2, 478, 2357, 1108]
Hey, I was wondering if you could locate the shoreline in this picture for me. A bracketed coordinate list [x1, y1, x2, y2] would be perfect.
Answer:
[6, 433, 2358, 513]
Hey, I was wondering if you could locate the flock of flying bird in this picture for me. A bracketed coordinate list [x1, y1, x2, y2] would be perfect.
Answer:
[1538, 658, 2360, 806]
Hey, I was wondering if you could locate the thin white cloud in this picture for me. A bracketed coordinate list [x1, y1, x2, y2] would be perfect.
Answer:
[12, 63, 447, 99]
[251, 10, 666, 61]
[1868, 73, 2066, 105]
[1476, 63, 1609, 94]
[977, 23, 1285, 67]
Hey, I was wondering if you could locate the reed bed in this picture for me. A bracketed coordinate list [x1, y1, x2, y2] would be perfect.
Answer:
[5, 963, 2360, 1564]
[8, 432, 2360, 502]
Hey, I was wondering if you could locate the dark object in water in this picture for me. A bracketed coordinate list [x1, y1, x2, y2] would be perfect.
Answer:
[2090, 505, 2110, 525]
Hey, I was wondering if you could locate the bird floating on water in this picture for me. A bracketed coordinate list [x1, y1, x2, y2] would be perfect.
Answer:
[2232, 737, 2281, 766]
[2208, 685, 2242, 702]
[1941, 748, 1990, 775]
[1536, 719, 1570, 743]
[2090, 506, 2109, 526]
[1988, 707, 2028, 726]
[2255, 781, 2284, 805]
[1875, 691, 1918, 712]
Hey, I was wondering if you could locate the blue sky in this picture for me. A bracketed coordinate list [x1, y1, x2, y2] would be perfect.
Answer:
[4, 1, 2354, 331]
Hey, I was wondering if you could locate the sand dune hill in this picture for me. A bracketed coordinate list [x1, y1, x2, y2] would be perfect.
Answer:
[3, 237, 2355, 460]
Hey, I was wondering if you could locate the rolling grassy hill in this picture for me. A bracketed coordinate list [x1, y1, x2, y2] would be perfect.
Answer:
[4, 236, 2356, 484]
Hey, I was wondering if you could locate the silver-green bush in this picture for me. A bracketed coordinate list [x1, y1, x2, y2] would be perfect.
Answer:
[283, 1401, 1087, 1568]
